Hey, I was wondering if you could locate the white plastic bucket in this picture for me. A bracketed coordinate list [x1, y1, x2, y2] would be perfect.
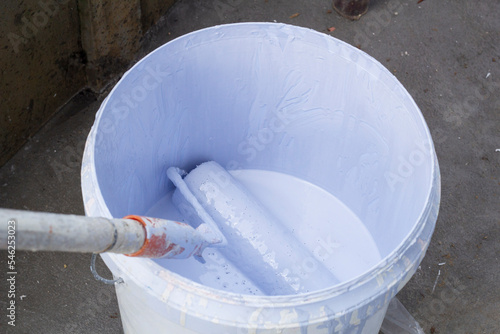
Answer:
[81, 23, 440, 333]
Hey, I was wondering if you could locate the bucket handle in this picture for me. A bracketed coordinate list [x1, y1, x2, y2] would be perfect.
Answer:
[90, 253, 124, 285]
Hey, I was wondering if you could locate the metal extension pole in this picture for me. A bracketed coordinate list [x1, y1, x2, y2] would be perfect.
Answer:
[0, 208, 145, 255]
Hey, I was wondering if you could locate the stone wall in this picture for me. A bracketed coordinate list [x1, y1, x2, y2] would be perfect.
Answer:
[0, 0, 175, 167]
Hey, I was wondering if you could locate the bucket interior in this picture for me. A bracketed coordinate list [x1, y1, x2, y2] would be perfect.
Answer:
[91, 23, 434, 292]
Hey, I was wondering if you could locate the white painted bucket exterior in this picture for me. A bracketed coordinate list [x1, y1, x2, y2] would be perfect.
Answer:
[81, 23, 440, 333]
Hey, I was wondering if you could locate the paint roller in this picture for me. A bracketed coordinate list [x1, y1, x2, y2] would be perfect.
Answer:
[1, 161, 339, 295]
[168, 161, 340, 295]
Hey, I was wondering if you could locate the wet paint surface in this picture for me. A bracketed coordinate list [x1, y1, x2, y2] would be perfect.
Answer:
[148, 169, 381, 295]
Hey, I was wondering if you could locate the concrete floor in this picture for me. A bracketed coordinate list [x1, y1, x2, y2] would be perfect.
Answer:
[1, 0, 499, 333]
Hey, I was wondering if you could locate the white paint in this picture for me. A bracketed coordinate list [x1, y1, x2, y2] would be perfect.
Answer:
[172, 162, 343, 295]
[148, 168, 381, 295]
